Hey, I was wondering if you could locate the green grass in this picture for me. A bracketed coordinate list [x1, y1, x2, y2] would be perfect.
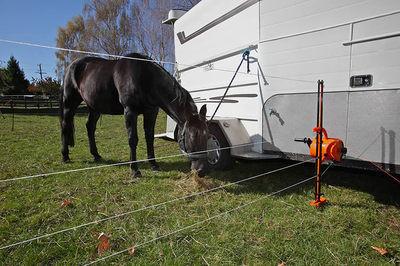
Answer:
[0, 113, 399, 265]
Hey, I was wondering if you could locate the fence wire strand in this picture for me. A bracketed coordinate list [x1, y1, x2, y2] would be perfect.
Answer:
[0, 141, 275, 183]
[0, 159, 312, 251]
[84, 165, 333, 265]
[0, 38, 255, 76]
[0, 38, 316, 83]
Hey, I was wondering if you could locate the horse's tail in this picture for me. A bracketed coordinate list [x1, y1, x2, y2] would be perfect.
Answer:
[60, 62, 78, 147]
[59, 82, 64, 124]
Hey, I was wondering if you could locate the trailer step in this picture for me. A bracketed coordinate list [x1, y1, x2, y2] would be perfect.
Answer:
[232, 152, 280, 160]
[155, 132, 175, 141]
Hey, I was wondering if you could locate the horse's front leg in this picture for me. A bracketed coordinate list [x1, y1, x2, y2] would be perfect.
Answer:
[143, 108, 160, 171]
[124, 107, 141, 178]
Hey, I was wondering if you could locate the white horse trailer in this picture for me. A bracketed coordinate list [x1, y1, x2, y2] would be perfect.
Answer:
[160, 0, 400, 173]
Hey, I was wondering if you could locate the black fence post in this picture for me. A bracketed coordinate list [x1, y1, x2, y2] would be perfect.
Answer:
[11, 100, 15, 131]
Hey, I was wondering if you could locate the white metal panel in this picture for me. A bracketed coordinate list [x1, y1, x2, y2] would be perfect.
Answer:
[346, 12, 400, 165]
[259, 25, 351, 95]
[260, 0, 400, 41]
[175, 0, 249, 40]
[352, 12, 400, 39]
[174, 0, 259, 66]
[350, 13, 400, 90]
[346, 90, 400, 165]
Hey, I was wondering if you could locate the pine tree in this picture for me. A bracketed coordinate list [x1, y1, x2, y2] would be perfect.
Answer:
[6, 56, 30, 95]
[0, 68, 12, 95]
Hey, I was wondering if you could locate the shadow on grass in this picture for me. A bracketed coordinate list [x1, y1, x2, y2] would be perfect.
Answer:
[324, 166, 400, 206]
[204, 159, 400, 207]
[72, 154, 400, 206]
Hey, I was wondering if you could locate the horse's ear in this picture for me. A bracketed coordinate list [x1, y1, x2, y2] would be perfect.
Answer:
[199, 104, 207, 121]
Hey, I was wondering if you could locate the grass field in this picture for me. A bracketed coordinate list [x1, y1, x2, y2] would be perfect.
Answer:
[0, 113, 399, 265]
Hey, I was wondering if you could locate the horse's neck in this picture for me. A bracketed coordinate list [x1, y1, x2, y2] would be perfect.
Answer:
[160, 88, 196, 126]
[166, 100, 196, 126]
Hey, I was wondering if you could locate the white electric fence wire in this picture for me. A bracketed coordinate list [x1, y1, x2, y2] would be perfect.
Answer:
[0, 38, 255, 76]
[0, 38, 315, 83]
[0, 159, 312, 251]
[0, 141, 275, 183]
[85, 164, 333, 265]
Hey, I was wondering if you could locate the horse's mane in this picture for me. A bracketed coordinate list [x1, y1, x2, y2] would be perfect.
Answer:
[124, 53, 197, 113]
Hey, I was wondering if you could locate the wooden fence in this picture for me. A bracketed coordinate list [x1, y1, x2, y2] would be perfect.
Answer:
[0, 95, 87, 114]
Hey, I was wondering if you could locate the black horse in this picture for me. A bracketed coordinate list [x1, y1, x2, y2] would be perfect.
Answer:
[60, 53, 209, 177]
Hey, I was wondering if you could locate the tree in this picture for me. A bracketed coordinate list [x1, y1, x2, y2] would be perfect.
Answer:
[55, 0, 201, 79]
[83, 0, 135, 55]
[56, 16, 88, 80]
[29, 77, 62, 96]
[6, 56, 29, 95]
[131, 1, 173, 64]
[0, 68, 12, 95]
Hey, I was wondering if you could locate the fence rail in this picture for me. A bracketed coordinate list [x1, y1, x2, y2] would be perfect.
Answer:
[0, 95, 86, 113]
[0, 95, 59, 109]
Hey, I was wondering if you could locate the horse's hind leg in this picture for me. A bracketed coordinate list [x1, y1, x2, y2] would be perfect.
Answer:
[143, 108, 160, 171]
[124, 107, 141, 178]
[86, 110, 102, 161]
[61, 97, 81, 162]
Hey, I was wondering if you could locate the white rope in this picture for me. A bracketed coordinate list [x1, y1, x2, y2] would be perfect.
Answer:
[0, 159, 312, 251]
[84, 168, 331, 265]
[0, 140, 273, 183]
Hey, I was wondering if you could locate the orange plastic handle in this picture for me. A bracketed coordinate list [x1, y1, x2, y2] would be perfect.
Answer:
[313, 127, 328, 139]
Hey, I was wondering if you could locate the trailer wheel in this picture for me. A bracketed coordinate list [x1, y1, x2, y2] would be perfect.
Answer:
[207, 123, 234, 170]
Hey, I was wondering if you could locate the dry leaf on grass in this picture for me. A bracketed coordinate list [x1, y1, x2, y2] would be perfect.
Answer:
[128, 246, 135, 255]
[60, 199, 72, 208]
[97, 233, 111, 256]
[371, 246, 389, 256]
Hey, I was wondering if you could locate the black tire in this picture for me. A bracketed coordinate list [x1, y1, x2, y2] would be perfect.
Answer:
[207, 123, 234, 170]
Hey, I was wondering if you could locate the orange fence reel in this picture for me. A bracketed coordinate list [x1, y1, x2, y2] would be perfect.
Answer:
[309, 127, 346, 162]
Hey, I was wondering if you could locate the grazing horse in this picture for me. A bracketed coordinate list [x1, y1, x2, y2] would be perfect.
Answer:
[60, 53, 209, 177]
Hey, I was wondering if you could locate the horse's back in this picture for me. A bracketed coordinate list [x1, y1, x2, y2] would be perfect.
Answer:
[70, 57, 124, 115]
[66, 53, 163, 114]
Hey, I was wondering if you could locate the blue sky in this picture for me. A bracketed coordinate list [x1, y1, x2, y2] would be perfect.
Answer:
[0, 0, 87, 80]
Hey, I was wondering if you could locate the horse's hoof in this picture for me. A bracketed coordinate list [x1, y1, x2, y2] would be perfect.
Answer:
[62, 157, 71, 163]
[94, 155, 103, 162]
[132, 170, 142, 178]
[130, 177, 141, 183]
[151, 164, 160, 171]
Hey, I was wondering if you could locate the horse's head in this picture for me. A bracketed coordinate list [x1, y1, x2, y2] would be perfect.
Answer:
[179, 104, 209, 177]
